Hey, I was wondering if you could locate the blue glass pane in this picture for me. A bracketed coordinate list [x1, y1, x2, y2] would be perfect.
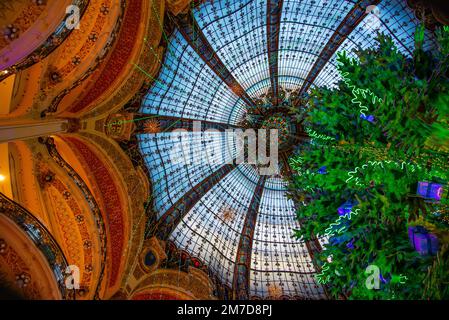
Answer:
[278, 0, 355, 90]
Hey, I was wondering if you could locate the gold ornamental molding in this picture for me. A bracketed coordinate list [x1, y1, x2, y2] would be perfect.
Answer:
[81, 0, 166, 119]
[131, 268, 217, 300]
[41, 137, 108, 299]
[166, 0, 192, 16]
[40, 0, 126, 118]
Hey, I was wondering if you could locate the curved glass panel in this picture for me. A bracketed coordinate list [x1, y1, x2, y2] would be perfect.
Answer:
[138, 131, 236, 217]
[278, 0, 355, 90]
[170, 164, 259, 287]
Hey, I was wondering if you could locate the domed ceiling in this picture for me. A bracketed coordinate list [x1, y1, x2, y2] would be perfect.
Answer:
[137, 0, 434, 299]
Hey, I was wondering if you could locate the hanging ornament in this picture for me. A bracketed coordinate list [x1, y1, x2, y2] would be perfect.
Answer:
[143, 119, 161, 134]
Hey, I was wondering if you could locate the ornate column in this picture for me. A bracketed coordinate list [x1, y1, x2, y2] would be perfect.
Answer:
[233, 176, 267, 300]
[0, 119, 75, 143]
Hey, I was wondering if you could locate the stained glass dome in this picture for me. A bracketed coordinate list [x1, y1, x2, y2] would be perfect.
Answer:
[137, 0, 434, 299]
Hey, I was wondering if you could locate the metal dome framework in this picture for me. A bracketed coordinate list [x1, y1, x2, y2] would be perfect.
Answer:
[138, 0, 434, 299]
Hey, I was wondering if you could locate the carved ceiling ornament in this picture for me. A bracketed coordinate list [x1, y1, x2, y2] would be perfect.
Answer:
[136, 237, 168, 278]
[56, 133, 153, 298]
[0, 1, 46, 48]
[0, 0, 91, 83]
[42, 137, 108, 299]
[62, 136, 126, 290]
[407, 0, 449, 29]
[80, 0, 164, 119]
[67, 0, 146, 115]
[0, 237, 40, 300]
[46, 178, 93, 292]
[34, 158, 97, 297]
[73, 132, 149, 292]
[166, 0, 192, 16]
[40, 0, 126, 117]
[44, 0, 113, 91]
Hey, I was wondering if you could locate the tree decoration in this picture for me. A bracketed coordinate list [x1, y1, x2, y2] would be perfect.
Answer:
[304, 127, 335, 143]
[416, 181, 444, 201]
[408, 226, 439, 256]
[337, 53, 383, 118]
[220, 206, 236, 223]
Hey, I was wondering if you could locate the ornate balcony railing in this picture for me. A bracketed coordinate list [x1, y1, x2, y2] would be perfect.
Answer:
[0, 192, 70, 299]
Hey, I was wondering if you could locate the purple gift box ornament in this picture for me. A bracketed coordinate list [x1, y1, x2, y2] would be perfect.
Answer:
[360, 114, 375, 123]
[417, 181, 443, 201]
[408, 226, 439, 255]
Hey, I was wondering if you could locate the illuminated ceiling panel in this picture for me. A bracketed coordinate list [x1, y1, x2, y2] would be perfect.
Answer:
[141, 31, 247, 125]
[138, 131, 236, 217]
[170, 164, 259, 287]
[250, 178, 325, 299]
[278, 0, 355, 90]
[195, 0, 270, 96]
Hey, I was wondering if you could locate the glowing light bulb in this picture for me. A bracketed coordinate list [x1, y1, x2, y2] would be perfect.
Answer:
[0, 175, 5, 182]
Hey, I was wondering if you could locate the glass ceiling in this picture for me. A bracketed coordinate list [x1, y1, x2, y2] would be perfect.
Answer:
[138, 0, 433, 299]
